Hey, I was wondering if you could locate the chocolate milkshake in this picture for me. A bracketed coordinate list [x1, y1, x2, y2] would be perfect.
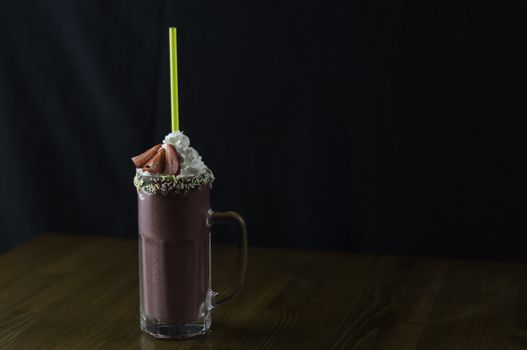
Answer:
[133, 131, 216, 338]
[133, 131, 246, 339]
[138, 185, 211, 323]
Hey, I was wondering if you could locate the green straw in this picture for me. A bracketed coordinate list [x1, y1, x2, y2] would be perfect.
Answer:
[169, 27, 180, 132]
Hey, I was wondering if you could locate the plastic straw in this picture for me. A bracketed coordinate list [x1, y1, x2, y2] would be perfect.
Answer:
[169, 27, 179, 132]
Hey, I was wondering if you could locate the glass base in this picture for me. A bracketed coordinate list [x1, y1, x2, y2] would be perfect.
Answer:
[140, 312, 211, 339]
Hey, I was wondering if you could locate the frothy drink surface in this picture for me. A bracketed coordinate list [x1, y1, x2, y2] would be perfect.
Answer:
[138, 186, 211, 323]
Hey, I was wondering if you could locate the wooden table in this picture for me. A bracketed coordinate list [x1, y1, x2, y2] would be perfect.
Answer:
[1, 234, 527, 349]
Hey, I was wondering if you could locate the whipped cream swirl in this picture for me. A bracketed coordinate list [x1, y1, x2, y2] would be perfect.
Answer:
[162, 131, 208, 177]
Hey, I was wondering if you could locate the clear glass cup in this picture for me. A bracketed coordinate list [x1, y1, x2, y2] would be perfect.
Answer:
[137, 184, 247, 339]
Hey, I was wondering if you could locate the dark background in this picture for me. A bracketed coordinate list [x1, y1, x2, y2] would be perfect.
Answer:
[0, 1, 525, 258]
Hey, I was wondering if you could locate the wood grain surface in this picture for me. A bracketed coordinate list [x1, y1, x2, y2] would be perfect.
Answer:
[1, 234, 527, 349]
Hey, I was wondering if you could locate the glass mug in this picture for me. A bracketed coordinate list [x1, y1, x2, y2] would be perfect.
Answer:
[137, 184, 247, 339]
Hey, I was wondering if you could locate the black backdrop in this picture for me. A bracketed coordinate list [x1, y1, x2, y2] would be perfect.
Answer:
[0, 1, 525, 258]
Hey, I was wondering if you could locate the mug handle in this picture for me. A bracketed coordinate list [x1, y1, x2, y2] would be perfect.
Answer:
[209, 210, 248, 307]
